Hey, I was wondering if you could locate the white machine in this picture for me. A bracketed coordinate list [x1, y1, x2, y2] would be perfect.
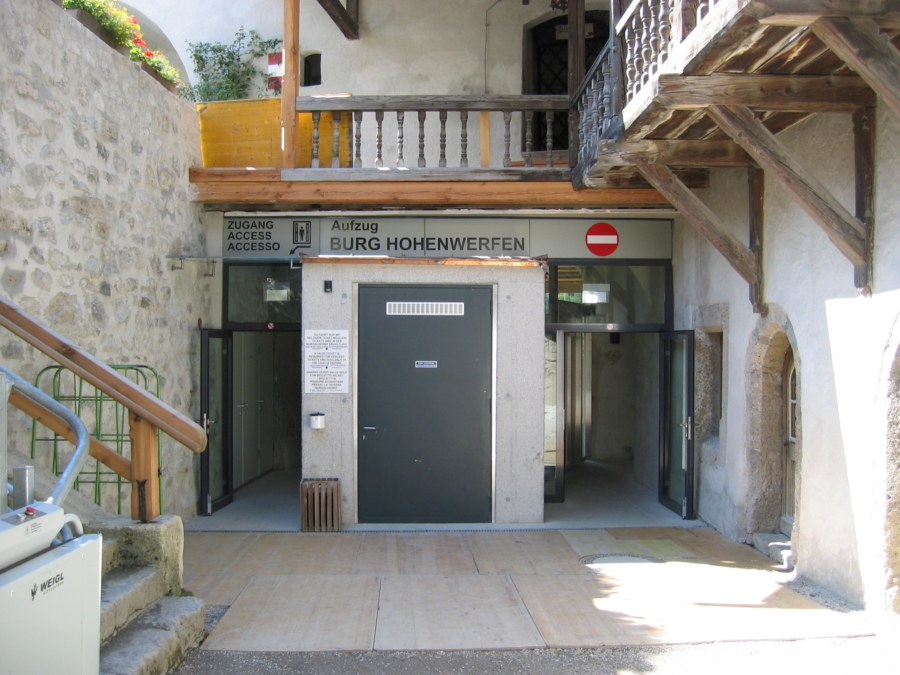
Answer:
[0, 504, 102, 675]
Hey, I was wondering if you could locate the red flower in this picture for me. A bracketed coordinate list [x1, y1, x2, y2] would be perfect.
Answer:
[134, 38, 146, 47]
[128, 17, 138, 24]
[144, 50, 154, 58]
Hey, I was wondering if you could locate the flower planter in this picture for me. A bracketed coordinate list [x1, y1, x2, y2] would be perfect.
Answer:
[67, 8, 129, 54]
[140, 62, 179, 95]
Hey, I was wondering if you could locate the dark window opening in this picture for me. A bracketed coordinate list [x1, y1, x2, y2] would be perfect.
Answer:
[303, 53, 322, 87]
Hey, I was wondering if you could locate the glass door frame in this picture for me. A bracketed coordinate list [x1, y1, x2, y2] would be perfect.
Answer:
[200, 328, 233, 515]
[659, 330, 695, 518]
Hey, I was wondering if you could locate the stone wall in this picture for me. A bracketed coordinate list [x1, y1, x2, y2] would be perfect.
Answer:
[0, 0, 211, 518]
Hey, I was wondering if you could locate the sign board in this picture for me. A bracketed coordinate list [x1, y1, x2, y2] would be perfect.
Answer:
[304, 330, 349, 393]
[222, 216, 672, 260]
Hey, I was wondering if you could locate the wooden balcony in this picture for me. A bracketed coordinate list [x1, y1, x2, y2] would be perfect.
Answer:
[569, 0, 900, 306]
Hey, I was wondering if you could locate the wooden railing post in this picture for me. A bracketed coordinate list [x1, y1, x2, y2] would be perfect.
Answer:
[282, 0, 300, 168]
[130, 412, 160, 522]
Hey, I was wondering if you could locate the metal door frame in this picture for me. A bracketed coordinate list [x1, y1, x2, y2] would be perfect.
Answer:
[352, 282, 498, 523]
[658, 330, 695, 519]
[200, 328, 233, 515]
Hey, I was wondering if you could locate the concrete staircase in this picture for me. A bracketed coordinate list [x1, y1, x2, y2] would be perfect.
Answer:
[6, 448, 206, 675]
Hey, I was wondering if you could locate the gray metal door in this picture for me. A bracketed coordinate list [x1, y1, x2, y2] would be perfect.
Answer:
[358, 285, 493, 523]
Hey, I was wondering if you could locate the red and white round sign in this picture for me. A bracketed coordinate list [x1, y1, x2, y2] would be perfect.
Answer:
[585, 222, 620, 257]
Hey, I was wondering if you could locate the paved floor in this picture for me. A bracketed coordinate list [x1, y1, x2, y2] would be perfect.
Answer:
[182, 526, 868, 653]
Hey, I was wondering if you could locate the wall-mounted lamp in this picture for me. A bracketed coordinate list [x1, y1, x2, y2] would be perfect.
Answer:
[310, 413, 325, 429]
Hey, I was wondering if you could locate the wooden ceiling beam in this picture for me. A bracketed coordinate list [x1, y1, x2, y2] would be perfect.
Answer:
[589, 140, 755, 172]
[316, 0, 359, 40]
[189, 178, 669, 209]
[655, 74, 876, 112]
[811, 17, 900, 121]
[751, 0, 900, 27]
[706, 104, 867, 266]
[635, 162, 759, 286]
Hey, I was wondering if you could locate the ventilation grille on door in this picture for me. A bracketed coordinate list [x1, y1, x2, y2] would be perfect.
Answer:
[386, 302, 465, 316]
[300, 478, 341, 532]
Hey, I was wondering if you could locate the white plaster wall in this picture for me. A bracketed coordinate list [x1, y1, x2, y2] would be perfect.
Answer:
[673, 108, 900, 609]
[301, 261, 545, 525]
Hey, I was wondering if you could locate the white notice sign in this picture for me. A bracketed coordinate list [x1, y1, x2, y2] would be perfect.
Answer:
[304, 330, 349, 393]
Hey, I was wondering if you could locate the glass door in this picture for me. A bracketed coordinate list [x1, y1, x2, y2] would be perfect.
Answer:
[659, 331, 694, 518]
[200, 329, 232, 515]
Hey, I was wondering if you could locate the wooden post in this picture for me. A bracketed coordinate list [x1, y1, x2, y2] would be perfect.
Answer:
[854, 106, 876, 294]
[568, 0, 586, 168]
[130, 412, 160, 522]
[480, 111, 491, 167]
[282, 0, 300, 168]
[748, 167, 767, 315]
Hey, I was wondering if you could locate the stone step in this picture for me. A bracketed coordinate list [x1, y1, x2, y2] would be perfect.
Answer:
[102, 536, 121, 575]
[101, 565, 166, 643]
[100, 596, 206, 675]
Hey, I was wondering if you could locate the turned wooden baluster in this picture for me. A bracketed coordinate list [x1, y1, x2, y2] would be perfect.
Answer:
[397, 111, 405, 168]
[374, 110, 384, 168]
[591, 71, 602, 137]
[502, 111, 512, 168]
[524, 111, 533, 168]
[659, 0, 672, 66]
[641, 3, 652, 86]
[311, 111, 321, 168]
[545, 111, 554, 168]
[627, 22, 640, 99]
[439, 111, 448, 168]
[698, 0, 710, 22]
[601, 58, 612, 134]
[460, 111, 469, 168]
[353, 111, 363, 168]
[331, 111, 341, 168]
[418, 110, 426, 168]
[578, 97, 587, 165]
[649, 4, 660, 77]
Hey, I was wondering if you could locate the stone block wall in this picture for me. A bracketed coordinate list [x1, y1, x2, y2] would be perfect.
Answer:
[0, 0, 211, 518]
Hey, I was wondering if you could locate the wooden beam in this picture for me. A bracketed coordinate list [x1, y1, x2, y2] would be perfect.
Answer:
[282, 0, 300, 168]
[568, 0, 586, 169]
[812, 17, 900, 122]
[655, 74, 876, 112]
[748, 167, 768, 314]
[130, 413, 159, 522]
[751, 1, 900, 26]
[706, 104, 867, 266]
[9, 389, 133, 481]
[316, 0, 359, 39]
[636, 162, 759, 285]
[854, 106, 876, 292]
[294, 95, 569, 112]
[190, 180, 670, 209]
[281, 168, 571, 182]
[589, 139, 755, 169]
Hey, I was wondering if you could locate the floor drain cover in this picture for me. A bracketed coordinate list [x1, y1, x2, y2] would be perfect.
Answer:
[579, 553, 665, 565]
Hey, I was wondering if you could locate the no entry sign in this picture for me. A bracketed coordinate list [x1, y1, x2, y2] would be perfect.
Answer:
[585, 222, 620, 257]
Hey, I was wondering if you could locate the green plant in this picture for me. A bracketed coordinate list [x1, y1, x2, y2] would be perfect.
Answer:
[62, 0, 181, 85]
[180, 28, 282, 102]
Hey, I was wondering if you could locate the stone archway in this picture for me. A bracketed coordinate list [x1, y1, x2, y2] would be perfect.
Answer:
[745, 308, 801, 538]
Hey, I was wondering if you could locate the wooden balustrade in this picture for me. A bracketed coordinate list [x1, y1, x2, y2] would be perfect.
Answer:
[572, 43, 619, 172]
[290, 96, 570, 177]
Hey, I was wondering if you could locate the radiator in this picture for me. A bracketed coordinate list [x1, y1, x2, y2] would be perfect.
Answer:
[300, 478, 341, 532]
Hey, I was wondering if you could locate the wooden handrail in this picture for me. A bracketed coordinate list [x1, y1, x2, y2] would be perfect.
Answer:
[294, 95, 570, 112]
[0, 296, 206, 453]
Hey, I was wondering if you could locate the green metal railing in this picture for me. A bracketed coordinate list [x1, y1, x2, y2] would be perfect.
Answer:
[30, 365, 163, 515]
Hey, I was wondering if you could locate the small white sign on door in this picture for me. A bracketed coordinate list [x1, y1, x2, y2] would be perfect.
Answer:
[304, 330, 349, 393]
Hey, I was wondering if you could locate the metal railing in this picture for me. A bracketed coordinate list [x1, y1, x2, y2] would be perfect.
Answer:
[2, 365, 90, 510]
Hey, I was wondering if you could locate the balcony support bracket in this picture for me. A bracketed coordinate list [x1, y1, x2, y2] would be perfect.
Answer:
[635, 162, 760, 289]
[316, 0, 359, 40]
[706, 104, 867, 271]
